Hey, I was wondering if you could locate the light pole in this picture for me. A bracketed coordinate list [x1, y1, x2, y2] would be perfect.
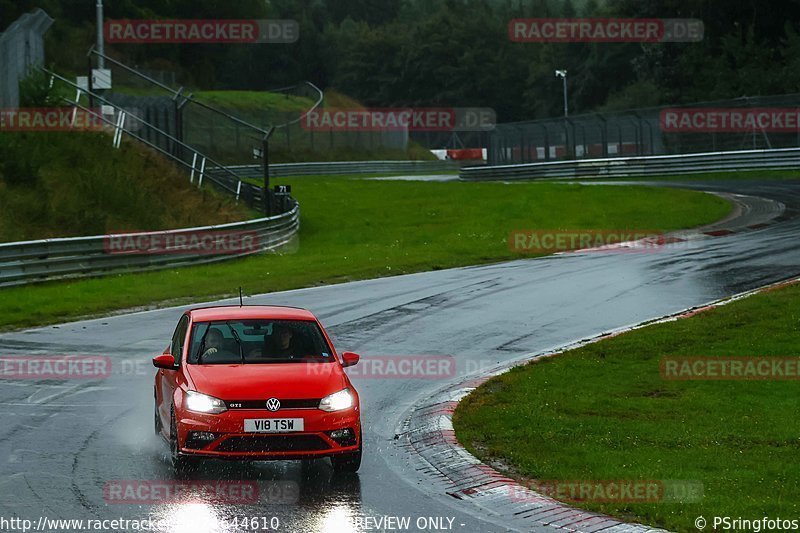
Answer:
[555, 70, 567, 117]
[555, 70, 570, 158]
[96, 0, 105, 69]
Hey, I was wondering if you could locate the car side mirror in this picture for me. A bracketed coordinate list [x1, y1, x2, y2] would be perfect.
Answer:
[153, 354, 177, 370]
[341, 351, 360, 368]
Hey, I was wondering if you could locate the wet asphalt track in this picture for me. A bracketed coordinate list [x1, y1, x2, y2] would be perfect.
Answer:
[1, 179, 799, 533]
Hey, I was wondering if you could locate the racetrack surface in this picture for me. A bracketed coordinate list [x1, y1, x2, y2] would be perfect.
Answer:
[1, 180, 799, 532]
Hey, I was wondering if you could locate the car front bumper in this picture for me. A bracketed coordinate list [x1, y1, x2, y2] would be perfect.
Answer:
[176, 407, 361, 459]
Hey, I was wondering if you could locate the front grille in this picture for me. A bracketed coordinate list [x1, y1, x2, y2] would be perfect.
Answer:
[214, 435, 330, 453]
[225, 399, 320, 410]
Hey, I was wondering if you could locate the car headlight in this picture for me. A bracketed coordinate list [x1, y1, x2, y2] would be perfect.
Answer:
[319, 388, 354, 412]
[185, 390, 227, 414]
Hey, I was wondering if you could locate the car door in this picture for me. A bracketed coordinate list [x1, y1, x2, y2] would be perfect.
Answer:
[158, 314, 189, 426]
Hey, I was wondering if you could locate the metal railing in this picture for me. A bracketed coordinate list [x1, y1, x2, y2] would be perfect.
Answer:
[42, 67, 269, 211]
[210, 159, 463, 179]
[89, 47, 324, 139]
[460, 146, 800, 181]
[86, 49, 327, 213]
[0, 202, 299, 287]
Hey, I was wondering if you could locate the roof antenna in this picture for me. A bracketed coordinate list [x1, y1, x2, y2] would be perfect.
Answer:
[238, 287, 244, 307]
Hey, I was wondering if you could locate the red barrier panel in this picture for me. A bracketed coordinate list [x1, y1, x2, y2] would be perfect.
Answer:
[447, 149, 485, 160]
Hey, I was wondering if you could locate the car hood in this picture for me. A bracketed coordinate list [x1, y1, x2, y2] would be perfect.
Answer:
[185, 362, 347, 400]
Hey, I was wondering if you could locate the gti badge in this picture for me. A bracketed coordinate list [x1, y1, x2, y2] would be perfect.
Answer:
[266, 398, 281, 412]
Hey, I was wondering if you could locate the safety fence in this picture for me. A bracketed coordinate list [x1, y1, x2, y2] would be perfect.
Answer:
[0, 202, 299, 287]
[461, 146, 800, 181]
[489, 93, 800, 166]
[210, 159, 463, 180]
[89, 49, 411, 164]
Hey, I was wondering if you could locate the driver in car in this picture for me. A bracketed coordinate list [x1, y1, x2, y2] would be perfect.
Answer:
[201, 328, 233, 360]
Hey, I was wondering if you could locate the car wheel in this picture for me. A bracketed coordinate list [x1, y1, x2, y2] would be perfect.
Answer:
[154, 401, 162, 436]
[331, 444, 362, 473]
[170, 407, 195, 474]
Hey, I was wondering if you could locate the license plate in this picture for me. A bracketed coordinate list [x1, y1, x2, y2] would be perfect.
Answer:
[244, 418, 304, 433]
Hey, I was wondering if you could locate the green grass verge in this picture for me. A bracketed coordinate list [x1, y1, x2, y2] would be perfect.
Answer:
[193, 90, 314, 113]
[453, 281, 800, 531]
[0, 178, 730, 330]
[111, 88, 314, 113]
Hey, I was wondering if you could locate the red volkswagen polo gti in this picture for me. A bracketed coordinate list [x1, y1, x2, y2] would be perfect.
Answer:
[153, 306, 362, 473]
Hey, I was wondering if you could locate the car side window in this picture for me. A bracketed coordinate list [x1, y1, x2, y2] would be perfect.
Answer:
[171, 315, 190, 364]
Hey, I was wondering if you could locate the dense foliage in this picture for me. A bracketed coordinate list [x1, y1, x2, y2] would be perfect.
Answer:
[5, 0, 800, 120]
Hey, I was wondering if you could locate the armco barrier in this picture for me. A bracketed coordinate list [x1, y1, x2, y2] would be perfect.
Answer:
[0, 201, 299, 287]
[211, 159, 464, 180]
[460, 147, 800, 181]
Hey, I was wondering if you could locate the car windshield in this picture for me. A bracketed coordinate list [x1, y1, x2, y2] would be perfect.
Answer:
[187, 319, 334, 364]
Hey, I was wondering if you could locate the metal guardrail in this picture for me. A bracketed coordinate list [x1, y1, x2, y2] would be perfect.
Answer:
[460, 147, 800, 181]
[211, 159, 464, 179]
[0, 202, 299, 287]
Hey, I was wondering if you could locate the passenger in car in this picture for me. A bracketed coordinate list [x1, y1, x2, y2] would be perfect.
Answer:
[267, 324, 297, 357]
[248, 323, 317, 360]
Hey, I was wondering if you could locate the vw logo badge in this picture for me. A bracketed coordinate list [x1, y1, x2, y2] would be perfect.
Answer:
[266, 398, 281, 412]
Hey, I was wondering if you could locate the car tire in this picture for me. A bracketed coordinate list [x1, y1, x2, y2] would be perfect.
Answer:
[170, 407, 196, 474]
[154, 401, 162, 436]
[331, 444, 362, 473]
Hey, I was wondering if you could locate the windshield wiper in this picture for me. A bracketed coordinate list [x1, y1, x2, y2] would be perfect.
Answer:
[195, 323, 212, 364]
[227, 321, 245, 365]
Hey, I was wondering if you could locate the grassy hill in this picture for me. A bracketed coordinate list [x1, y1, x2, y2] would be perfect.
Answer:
[0, 130, 254, 242]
